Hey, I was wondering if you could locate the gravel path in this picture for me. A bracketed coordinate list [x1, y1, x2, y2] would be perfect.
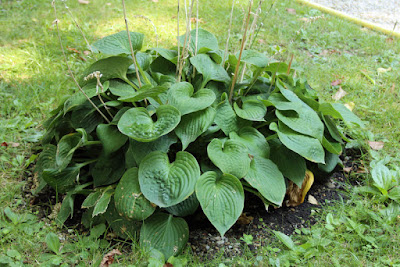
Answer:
[307, 0, 400, 33]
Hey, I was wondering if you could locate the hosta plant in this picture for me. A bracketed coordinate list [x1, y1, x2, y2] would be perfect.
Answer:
[35, 29, 364, 258]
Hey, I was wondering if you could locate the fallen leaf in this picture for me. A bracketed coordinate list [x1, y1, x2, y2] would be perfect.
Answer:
[8, 142, 20, 147]
[190, 17, 205, 23]
[1, 142, 8, 147]
[237, 213, 254, 225]
[286, 8, 296, 15]
[78, 0, 90, 4]
[83, 50, 91, 55]
[331, 79, 342, 86]
[163, 263, 173, 267]
[377, 67, 391, 74]
[308, 195, 319, 205]
[368, 141, 384, 151]
[67, 47, 81, 54]
[299, 17, 310, 22]
[344, 102, 355, 111]
[386, 37, 394, 44]
[332, 87, 347, 100]
[343, 167, 352, 173]
[100, 249, 122, 267]
[286, 170, 314, 207]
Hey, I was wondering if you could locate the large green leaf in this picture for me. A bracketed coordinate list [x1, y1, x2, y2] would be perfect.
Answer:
[63, 88, 98, 114]
[138, 151, 200, 207]
[35, 144, 57, 175]
[56, 133, 83, 170]
[269, 140, 306, 187]
[165, 193, 199, 217]
[270, 122, 325, 164]
[140, 213, 189, 259]
[80, 56, 133, 86]
[128, 51, 151, 72]
[118, 105, 181, 142]
[319, 103, 365, 128]
[267, 88, 324, 142]
[207, 139, 251, 179]
[189, 54, 231, 87]
[229, 127, 270, 159]
[239, 50, 270, 68]
[118, 85, 168, 103]
[167, 82, 216, 115]
[115, 168, 155, 221]
[70, 101, 103, 133]
[96, 124, 128, 155]
[214, 93, 250, 135]
[322, 136, 342, 155]
[109, 80, 135, 97]
[42, 166, 80, 193]
[126, 134, 177, 165]
[245, 157, 286, 206]
[105, 200, 141, 239]
[92, 31, 144, 56]
[175, 107, 216, 150]
[92, 186, 114, 217]
[234, 100, 267, 122]
[318, 152, 341, 173]
[152, 48, 178, 63]
[196, 172, 244, 236]
[81, 191, 102, 209]
[179, 28, 219, 54]
[92, 152, 125, 187]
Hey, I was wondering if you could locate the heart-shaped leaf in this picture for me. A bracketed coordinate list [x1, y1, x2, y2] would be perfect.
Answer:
[167, 82, 216, 115]
[105, 200, 141, 239]
[234, 100, 267, 121]
[71, 101, 104, 133]
[267, 87, 324, 142]
[190, 54, 230, 87]
[245, 157, 286, 206]
[63, 88, 98, 114]
[140, 213, 189, 259]
[207, 139, 251, 178]
[139, 151, 200, 207]
[239, 50, 270, 68]
[270, 122, 325, 164]
[165, 193, 199, 217]
[96, 124, 128, 155]
[92, 152, 125, 187]
[175, 107, 216, 150]
[115, 168, 155, 220]
[118, 105, 181, 142]
[119, 85, 168, 103]
[152, 48, 178, 63]
[229, 127, 270, 159]
[196, 171, 244, 236]
[126, 134, 177, 165]
[92, 31, 144, 56]
[179, 28, 219, 54]
[269, 140, 306, 187]
[215, 93, 251, 135]
[80, 56, 133, 87]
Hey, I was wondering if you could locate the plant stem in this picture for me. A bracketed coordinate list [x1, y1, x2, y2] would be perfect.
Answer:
[51, 1, 110, 124]
[122, 0, 142, 88]
[229, 0, 253, 103]
[222, 0, 235, 66]
[176, 0, 180, 80]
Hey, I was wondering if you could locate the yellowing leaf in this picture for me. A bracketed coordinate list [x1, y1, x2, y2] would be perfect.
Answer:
[286, 170, 314, 207]
[368, 141, 384, 150]
[332, 87, 347, 101]
[344, 102, 355, 111]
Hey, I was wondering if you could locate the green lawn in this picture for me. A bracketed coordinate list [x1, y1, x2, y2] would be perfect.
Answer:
[1, 0, 399, 265]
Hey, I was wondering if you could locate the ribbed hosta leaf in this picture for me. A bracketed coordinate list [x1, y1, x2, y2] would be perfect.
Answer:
[175, 107, 216, 150]
[269, 140, 306, 187]
[165, 193, 199, 217]
[92, 152, 125, 187]
[245, 157, 286, 206]
[189, 54, 230, 86]
[56, 133, 83, 170]
[80, 56, 133, 86]
[215, 93, 250, 135]
[140, 213, 189, 259]
[179, 28, 219, 54]
[270, 122, 325, 164]
[105, 200, 141, 239]
[239, 50, 270, 68]
[35, 144, 57, 175]
[322, 136, 342, 155]
[92, 31, 144, 56]
[42, 166, 80, 193]
[319, 102, 365, 128]
[229, 127, 270, 159]
[167, 82, 216, 115]
[267, 87, 324, 142]
[118, 105, 181, 142]
[207, 139, 251, 179]
[196, 172, 244, 236]
[115, 168, 155, 221]
[118, 85, 168, 103]
[234, 100, 267, 121]
[96, 124, 128, 155]
[139, 151, 200, 207]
